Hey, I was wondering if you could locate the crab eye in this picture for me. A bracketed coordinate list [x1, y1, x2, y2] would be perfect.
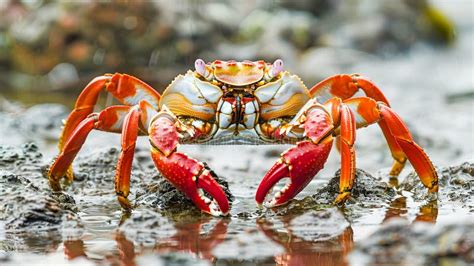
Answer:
[271, 59, 284, 77]
[195, 59, 207, 76]
[195, 59, 214, 81]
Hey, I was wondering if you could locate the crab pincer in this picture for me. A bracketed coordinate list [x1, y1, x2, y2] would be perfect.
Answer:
[256, 140, 332, 207]
[149, 112, 230, 216]
[256, 103, 335, 207]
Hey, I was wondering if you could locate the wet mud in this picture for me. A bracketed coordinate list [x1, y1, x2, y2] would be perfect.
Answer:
[350, 218, 474, 265]
[0, 140, 473, 265]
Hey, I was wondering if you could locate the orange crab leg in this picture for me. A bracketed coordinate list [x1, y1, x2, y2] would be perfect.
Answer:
[58, 73, 160, 156]
[343, 97, 407, 176]
[58, 74, 160, 181]
[378, 105, 438, 192]
[344, 97, 438, 192]
[311, 75, 408, 176]
[115, 106, 141, 210]
[334, 104, 357, 204]
[309, 74, 390, 105]
[49, 105, 131, 190]
[113, 100, 158, 209]
[58, 76, 106, 152]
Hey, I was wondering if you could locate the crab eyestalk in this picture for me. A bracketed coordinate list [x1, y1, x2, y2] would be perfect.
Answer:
[264, 59, 284, 81]
[195, 59, 213, 80]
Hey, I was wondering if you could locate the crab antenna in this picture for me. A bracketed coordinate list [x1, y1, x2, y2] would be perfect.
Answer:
[195, 59, 212, 80]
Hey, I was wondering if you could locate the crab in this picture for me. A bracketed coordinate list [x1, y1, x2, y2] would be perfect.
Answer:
[48, 59, 438, 216]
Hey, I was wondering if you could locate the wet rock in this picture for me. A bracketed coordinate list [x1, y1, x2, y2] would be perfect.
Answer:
[259, 207, 350, 242]
[400, 161, 474, 211]
[288, 208, 350, 241]
[264, 169, 396, 218]
[349, 218, 474, 265]
[313, 169, 397, 207]
[256, 208, 353, 265]
[117, 209, 176, 247]
[69, 147, 126, 188]
[0, 143, 82, 252]
[0, 143, 78, 220]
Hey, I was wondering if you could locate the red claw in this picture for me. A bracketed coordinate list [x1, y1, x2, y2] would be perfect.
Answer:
[151, 150, 230, 216]
[256, 139, 333, 207]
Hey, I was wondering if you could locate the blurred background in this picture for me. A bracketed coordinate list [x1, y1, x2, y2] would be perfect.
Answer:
[0, 0, 472, 165]
[0, 0, 459, 95]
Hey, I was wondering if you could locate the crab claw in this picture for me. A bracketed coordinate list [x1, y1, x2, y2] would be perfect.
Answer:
[256, 140, 333, 207]
[151, 149, 230, 216]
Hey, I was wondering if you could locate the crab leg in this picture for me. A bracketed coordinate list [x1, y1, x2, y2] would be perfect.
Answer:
[115, 100, 158, 209]
[49, 105, 132, 190]
[334, 104, 357, 204]
[344, 97, 438, 192]
[115, 106, 140, 209]
[309, 74, 409, 176]
[58, 74, 160, 179]
[309, 74, 390, 105]
[377, 104, 438, 192]
[149, 109, 230, 216]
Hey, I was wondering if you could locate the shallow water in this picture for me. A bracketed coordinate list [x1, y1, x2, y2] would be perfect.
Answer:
[0, 141, 472, 265]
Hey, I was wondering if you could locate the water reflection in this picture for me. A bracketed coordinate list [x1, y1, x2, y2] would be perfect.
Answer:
[384, 196, 438, 223]
[63, 239, 86, 260]
[153, 218, 229, 261]
[257, 214, 354, 266]
[60, 195, 439, 265]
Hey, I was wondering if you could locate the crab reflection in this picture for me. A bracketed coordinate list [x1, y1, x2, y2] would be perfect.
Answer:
[153, 217, 229, 261]
[62, 215, 228, 264]
[257, 214, 354, 266]
[384, 196, 438, 223]
[62, 194, 438, 265]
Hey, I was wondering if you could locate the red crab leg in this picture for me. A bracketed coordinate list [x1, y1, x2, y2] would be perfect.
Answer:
[149, 111, 230, 216]
[58, 74, 160, 179]
[256, 106, 334, 207]
[344, 97, 438, 192]
[49, 105, 132, 190]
